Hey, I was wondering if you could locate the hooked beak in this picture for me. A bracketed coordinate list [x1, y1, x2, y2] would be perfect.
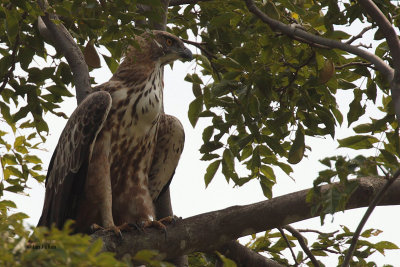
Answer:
[179, 47, 193, 61]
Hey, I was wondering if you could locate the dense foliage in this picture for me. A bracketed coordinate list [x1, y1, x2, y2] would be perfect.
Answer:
[0, 0, 399, 265]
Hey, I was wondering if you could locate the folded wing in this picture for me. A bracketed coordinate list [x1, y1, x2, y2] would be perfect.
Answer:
[37, 91, 112, 229]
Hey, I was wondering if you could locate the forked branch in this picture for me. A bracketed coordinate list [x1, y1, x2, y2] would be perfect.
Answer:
[243, 0, 394, 82]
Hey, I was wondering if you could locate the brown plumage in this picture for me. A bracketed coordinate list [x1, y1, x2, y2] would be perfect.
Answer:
[38, 31, 192, 233]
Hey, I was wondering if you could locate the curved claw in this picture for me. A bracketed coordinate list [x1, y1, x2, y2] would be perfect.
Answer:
[159, 215, 181, 226]
[90, 223, 125, 238]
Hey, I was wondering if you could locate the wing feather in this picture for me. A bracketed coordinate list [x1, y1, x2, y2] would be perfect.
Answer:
[37, 91, 112, 229]
[148, 114, 185, 202]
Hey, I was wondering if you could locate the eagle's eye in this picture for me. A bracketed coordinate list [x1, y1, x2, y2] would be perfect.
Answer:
[166, 38, 173, 46]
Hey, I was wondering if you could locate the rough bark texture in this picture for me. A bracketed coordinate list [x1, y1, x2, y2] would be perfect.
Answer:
[91, 177, 400, 260]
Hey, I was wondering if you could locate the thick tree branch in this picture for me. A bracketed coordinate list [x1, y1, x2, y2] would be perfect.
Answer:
[37, 0, 91, 104]
[91, 176, 400, 260]
[358, 0, 400, 71]
[357, 0, 400, 123]
[243, 0, 394, 83]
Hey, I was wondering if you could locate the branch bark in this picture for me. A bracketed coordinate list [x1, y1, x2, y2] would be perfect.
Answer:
[357, 0, 400, 70]
[357, 0, 400, 124]
[91, 176, 400, 260]
[37, 0, 91, 104]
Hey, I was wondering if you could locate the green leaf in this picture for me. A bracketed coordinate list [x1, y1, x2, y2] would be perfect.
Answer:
[348, 89, 365, 126]
[188, 97, 203, 127]
[204, 160, 221, 187]
[366, 78, 377, 102]
[5, 184, 25, 193]
[251, 146, 261, 171]
[46, 85, 74, 97]
[216, 252, 237, 267]
[202, 126, 214, 142]
[324, 30, 351, 40]
[353, 123, 373, 133]
[102, 54, 119, 73]
[223, 149, 234, 171]
[192, 83, 202, 97]
[288, 127, 305, 164]
[338, 79, 357, 89]
[14, 136, 25, 147]
[259, 175, 273, 199]
[374, 241, 399, 255]
[260, 165, 275, 181]
[276, 162, 293, 175]
[338, 135, 379, 150]
[191, 73, 203, 84]
[24, 155, 42, 164]
[1, 154, 18, 165]
[316, 107, 336, 138]
[5, 9, 19, 44]
[240, 145, 253, 161]
[0, 200, 17, 209]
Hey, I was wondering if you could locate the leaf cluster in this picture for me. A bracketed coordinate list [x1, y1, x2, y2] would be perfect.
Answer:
[245, 226, 398, 266]
[0, 200, 126, 266]
[169, 0, 399, 201]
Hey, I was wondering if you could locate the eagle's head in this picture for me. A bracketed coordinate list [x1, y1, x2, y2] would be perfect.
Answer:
[113, 31, 192, 81]
[149, 30, 193, 65]
[123, 30, 193, 66]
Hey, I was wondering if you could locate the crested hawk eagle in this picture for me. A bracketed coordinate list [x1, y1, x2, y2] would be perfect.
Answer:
[38, 31, 192, 233]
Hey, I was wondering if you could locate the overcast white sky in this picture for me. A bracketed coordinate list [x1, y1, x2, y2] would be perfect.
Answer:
[3, 20, 400, 265]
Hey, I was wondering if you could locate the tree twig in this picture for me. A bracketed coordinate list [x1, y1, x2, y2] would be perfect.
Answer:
[169, 0, 213, 6]
[297, 229, 339, 236]
[217, 241, 285, 267]
[346, 25, 374, 44]
[341, 170, 400, 267]
[283, 225, 320, 267]
[335, 62, 374, 70]
[181, 39, 217, 59]
[277, 227, 299, 266]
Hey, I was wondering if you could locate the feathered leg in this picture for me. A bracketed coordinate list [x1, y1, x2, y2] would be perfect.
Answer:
[75, 132, 116, 234]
